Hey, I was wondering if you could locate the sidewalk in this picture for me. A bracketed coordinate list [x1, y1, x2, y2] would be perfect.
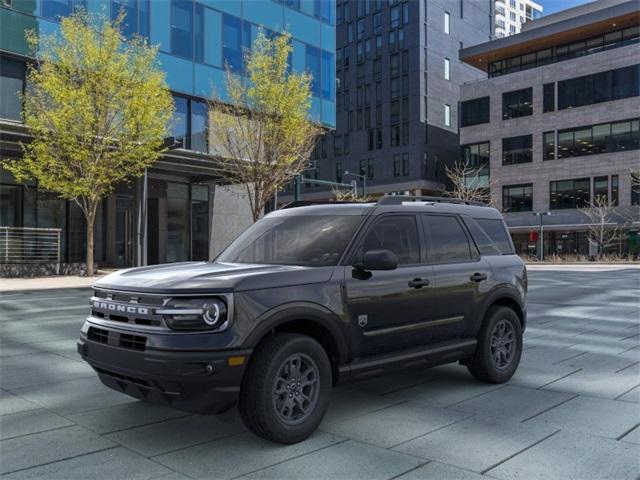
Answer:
[525, 263, 640, 271]
[0, 273, 107, 293]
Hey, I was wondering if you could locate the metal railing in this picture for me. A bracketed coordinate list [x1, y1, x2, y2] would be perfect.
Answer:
[0, 227, 62, 269]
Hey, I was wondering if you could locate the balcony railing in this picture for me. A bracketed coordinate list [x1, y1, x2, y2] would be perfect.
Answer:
[0, 227, 62, 270]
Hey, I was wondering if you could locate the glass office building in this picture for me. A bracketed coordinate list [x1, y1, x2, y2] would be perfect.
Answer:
[0, 0, 335, 268]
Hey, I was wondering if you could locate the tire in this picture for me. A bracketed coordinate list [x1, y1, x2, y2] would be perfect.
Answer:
[467, 306, 522, 384]
[238, 333, 332, 444]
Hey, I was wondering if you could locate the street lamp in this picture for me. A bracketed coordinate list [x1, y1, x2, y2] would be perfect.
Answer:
[343, 171, 367, 197]
[533, 211, 551, 261]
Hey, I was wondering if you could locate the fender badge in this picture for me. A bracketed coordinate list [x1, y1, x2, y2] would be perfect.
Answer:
[358, 315, 368, 327]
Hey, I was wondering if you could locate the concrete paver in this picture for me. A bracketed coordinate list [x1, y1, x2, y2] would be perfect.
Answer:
[0, 266, 638, 479]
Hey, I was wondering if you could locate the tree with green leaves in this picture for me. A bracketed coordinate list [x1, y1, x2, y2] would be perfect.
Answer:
[4, 11, 173, 275]
[208, 31, 320, 222]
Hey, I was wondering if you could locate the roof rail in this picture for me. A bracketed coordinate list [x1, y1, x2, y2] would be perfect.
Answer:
[376, 195, 487, 207]
[281, 200, 369, 209]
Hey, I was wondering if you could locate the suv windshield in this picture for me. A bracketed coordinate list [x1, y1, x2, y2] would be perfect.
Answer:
[217, 215, 362, 267]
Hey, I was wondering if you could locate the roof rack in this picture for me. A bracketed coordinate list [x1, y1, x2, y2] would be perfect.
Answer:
[376, 195, 487, 207]
[281, 200, 369, 209]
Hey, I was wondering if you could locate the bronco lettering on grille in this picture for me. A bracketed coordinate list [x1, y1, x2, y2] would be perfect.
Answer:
[92, 300, 149, 315]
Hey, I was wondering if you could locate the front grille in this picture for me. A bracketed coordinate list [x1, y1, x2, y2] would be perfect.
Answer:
[87, 326, 147, 351]
[90, 288, 167, 329]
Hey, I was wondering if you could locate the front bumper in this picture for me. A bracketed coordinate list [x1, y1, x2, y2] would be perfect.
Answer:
[78, 324, 251, 414]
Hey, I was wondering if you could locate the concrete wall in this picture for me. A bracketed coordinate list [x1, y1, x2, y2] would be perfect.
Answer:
[459, 43, 640, 229]
[209, 184, 255, 258]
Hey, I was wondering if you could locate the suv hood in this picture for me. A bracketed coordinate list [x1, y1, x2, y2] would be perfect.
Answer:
[94, 261, 334, 294]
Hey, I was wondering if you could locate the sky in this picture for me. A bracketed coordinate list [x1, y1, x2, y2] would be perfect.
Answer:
[541, 0, 595, 15]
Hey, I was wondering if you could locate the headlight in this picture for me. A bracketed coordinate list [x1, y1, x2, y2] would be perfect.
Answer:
[158, 298, 229, 331]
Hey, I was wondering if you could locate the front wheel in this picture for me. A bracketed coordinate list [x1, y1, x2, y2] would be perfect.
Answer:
[467, 306, 522, 383]
[238, 333, 332, 444]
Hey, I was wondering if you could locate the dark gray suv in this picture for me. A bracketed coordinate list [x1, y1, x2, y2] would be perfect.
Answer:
[78, 196, 526, 444]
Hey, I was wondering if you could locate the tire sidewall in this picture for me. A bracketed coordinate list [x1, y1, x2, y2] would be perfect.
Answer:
[478, 307, 523, 383]
[258, 336, 332, 443]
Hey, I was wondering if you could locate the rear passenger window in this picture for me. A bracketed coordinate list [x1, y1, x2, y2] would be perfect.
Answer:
[361, 216, 421, 265]
[476, 219, 515, 254]
[423, 215, 472, 263]
[464, 218, 502, 256]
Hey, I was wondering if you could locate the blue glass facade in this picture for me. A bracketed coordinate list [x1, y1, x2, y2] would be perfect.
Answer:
[0, 0, 336, 128]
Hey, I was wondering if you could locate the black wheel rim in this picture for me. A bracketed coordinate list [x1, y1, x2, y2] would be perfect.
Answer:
[490, 319, 516, 370]
[272, 353, 320, 425]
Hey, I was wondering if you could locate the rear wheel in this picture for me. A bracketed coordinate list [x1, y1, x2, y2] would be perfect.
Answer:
[467, 306, 522, 383]
[238, 333, 332, 444]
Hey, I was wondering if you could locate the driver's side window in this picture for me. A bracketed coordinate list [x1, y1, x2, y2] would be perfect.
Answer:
[361, 215, 420, 265]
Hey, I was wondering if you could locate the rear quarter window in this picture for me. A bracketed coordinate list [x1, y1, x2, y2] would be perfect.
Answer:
[475, 218, 515, 255]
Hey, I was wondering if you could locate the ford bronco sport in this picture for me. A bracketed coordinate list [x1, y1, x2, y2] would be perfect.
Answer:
[78, 195, 526, 444]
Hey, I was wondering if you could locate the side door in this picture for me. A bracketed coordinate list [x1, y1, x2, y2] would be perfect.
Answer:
[343, 214, 438, 358]
[422, 214, 493, 341]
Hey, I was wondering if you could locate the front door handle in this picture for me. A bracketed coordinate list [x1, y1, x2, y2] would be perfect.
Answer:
[470, 272, 488, 282]
[408, 278, 430, 289]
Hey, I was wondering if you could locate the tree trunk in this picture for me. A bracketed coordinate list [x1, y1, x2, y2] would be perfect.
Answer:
[86, 214, 95, 276]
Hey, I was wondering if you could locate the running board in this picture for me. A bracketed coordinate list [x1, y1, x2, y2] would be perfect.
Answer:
[337, 338, 477, 382]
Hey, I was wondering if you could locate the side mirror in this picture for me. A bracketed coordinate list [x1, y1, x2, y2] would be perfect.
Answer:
[358, 249, 398, 271]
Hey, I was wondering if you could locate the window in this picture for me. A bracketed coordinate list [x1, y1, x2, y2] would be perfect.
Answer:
[502, 87, 533, 119]
[402, 153, 409, 176]
[391, 78, 400, 99]
[444, 104, 451, 127]
[336, 161, 343, 183]
[611, 175, 619, 206]
[402, 122, 409, 145]
[488, 28, 640, 78]
[390, 54, 399, 77]
[41, 0, 85, 21]
[460, 97, 490, 127]
[543, 131, 555, 160]
[374, 59, 382, 80]
[390, 100, 399, 123]
[344, 133, 350, 155]
[356, 19, 365, 40]
[171, 95, 189, 148]
[190, 100, 208, 153]
[632, 173, 640, 206]
[393, 154, 401, 176]
[376, 129, 383, 149]
[557, 118, 639, 158]
[543, 83, 555, 112]
[306, 45, 321, 97]
[503, 184, 533, 212]
[444, 58, 451, 80]
[373, 13, 383, 34]
[444, 11, 450, 34]
[171, 0, 193, 59]
[476, 218, 515, 254]
[0, 57, 24, 121]
[558, 65, 640, 110]
[375, 35, 383, 56]
[391, 125, 400, 146]
[368, 129, 374, 150]
[502, 135, 532, 165]
[550, 178, 591, 209]
[361, 216, 420, 265]
[425, 216, 472, 263]
[112, 0, 150, 38]
[334, 135, 343, 156]
[220, 13, 243, 71]
[390, 5, 400, 29]
[594, 175, 608, 202]
[321, 51, 334, 100]
[461, 142, 490, 183]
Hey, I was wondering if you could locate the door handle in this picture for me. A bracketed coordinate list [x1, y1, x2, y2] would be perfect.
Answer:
[470, 272, 488, 282]
[408, 278, 430, 289]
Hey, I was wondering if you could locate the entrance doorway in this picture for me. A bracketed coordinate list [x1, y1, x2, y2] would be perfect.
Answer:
[115, 195, 134, 267]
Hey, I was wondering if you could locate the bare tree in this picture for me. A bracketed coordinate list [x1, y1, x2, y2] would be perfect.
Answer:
[444, 160, 493, 205]
[580, 194, 627, 258]
[331, 187, 373, 203]
[208, 32, 320, 222]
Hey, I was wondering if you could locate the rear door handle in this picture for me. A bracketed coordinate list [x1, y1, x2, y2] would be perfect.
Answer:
[470, 272, 488, 282]
[408, 278, 430, 289]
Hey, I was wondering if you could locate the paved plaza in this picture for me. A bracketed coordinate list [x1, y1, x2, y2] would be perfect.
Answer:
[1, 266, 639, 479]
